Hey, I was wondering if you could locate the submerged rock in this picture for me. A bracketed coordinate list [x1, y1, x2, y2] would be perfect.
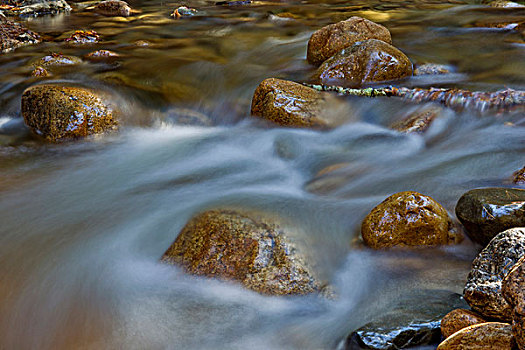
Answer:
[21, 84, 118, 142]
[502, 256, 525, 350]
[31, 66, 50, 77]
[512, 166, 525, 185]
[161, 210, 320, 295]
[0, 16, 40, 53]
[344, 290, 468, 350]
[307, 17, 392, 66]
[488, 0, 524, 7]
[440, 309, 487, 339]
[463, 228, 525, 321]
[36, 53, 82, 67]
[361, 191, 461, 249]
[316, 39, 412, 87]
[455, 188, 525, 246]
[414, 63, 454, 76]
[436, 322, 513, 350]
[170, 6, 197, 18]
[0, 0, 70, 16]
[94, 0, 132, 16]
[391, 104, 444, 134]
[85, 50, 120, 61]
[65, 30, 100, 44]
[251, 78, 353, 129]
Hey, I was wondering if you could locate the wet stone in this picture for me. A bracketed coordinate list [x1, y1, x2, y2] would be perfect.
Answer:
[31, 66, 50, 77]
[512, 166, 525, 185]
[163, 107, 212, 126]
[344, 290, 468, 350]
[436, 322, 514, 350]
[307, 16, 392, 66]
[0, 16, 40, 54]
[170, 6, 197, 18]
[502, 256, 525, 350]
[0, 0, 70, 16]
[161, 210, 321, 295]
[361, 191, 461, 249]
[250, 78, 353, 129]
[94, 0, 132, 16]
[65, 30, 100, 44]
[414, 63, 454, 76]
[455, 188, 525, 246]
[85, 50, 120, 61]
[391, 104, 444, 134]
[316, 39, 413, 87]
[488, 0, 524, 7]
[36, 53, 82, 67]
[21, 84, 118, 142]
[463, 227, 525, 321]
[440, 309, 487, 339]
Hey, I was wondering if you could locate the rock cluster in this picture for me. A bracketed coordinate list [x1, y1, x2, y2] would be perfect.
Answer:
[0, 16, 40, 53]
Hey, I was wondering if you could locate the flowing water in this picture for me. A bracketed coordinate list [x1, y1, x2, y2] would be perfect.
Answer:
[1, 0, 525, 348]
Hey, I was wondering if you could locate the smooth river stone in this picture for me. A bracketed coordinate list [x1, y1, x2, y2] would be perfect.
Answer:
[436, 322, 514, 350]
[440, 309, 486, 339]
[502, 255, 525, 350]
[463, 227, 525, 321]
[455, 188, 525, 246]
[344, 290, 468, 350]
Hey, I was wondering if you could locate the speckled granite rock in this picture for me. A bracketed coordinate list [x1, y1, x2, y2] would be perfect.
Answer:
[307, 17, 392, 66]
[161, 210, 320, 295]
[344, 290, 468, 350]
[0, 16, 40, 54]
[361, 191, 461, 249]
[502, 255, 525, 350]
[22, 84, 118, 142]
[94, 0, 132, 17]
[36, 53, 82, 67]
[414, 63, 454, 76]
[440, 309, 487, 339]
[455, 188, 525, 246]
[316, 39, 413, 87]
[463, 228, 525, 321]
[436, 322, 513, 350]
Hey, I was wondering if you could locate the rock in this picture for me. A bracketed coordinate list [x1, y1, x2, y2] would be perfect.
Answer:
[414, 63, 454, 76]
[164, 107, 212, 126]
[361, 191, 461, 249]
[488, 0, 524, 7]
[440, 309, 487, 339]
[161, 210, 320, 295]
[250, 78, 353, 129]
[216, 0, 251, 5]
[170, 6, 197, 18]
[391, 105, 444, 134]
[502, 256, 525, 350]
[306, 17, 392, 66]
[315, 39, 413, 87]
[436, 322, 513, 350]
[0, 0, 70, 16]
[21, 84, 118, 142]
[36, 53, 82, 67]
[0, 16, 40, 54]
[94, 0, 132, 17]
[463, 228, 525, 321]
[455, 188, 525, 246]
[344, 290, 468, 350]
[85, 50, 120, 61]
[512, 166, 525, 184]
[31, 66, 50, 77]
[65, 30, 100, 44]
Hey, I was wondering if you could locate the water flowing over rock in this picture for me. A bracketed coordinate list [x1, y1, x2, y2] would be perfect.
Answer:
[22, 84, 118, 142]
[315, 39, 413, 87]
[251, 78, 353, 129]
[36, 53, 82, 67]
[502, 256, 525, 350]
[361, 191, 461, 249]
[440, 309, 487, 339]
[436, 322, 514, 350]
[391, 104, 444, 134]
[344, 290, 468, 350]
[513, 166, 525, 185]
[161, 210, 321, 295]
[455, 188, 525, 246]
[414, 63, 454, 75]
[0, 16, 40, 53]
[463, 228, 525, 321]
[0, 0, 70, 16]
[307, 17, 392, 66]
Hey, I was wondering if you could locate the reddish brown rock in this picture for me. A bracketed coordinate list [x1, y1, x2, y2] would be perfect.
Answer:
[437, 322, 513, 350]
[94, 0, 132, 16]
[21, 84, 118, 142]
[161, 210, 320, 295]
[361, 191, 461, 249]
[440, 309, 487, 339]
[316, 39, 413, 87]
[502, 256, 525, 350]
[65, 30, 100, 44]
[306, 16, 392, 66]
[31, 66, 50, 77]
[391, 105, 444, 134]
[251, 78, 352, 129]
[0, 16, 40, 54]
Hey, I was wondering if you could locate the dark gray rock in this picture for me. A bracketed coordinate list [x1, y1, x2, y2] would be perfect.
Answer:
[455, 188, 525, 246]
[464, 227, 525, 321]
[343, 290, 468, 350]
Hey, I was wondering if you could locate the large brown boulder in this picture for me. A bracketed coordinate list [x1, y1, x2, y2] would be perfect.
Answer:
[440, 309, 487, 339]
[315, 39, 413, 87]
[436, 322, 514, 350]
[22, 84, 118, 142]
[161, 210, 320, 295]
[361, 191, 461, 249]
[463, 228, 525, 321]
[0, 16, 40, 54]
[94, 0, 132, 17]
[251, 78, 353, 129]
[502, 256, 525, 350]
[306, 17, 392, 66]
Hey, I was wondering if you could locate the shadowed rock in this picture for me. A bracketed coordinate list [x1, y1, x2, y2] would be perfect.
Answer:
[502, 255, 525, 350]
[0, 0, 70, 16]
